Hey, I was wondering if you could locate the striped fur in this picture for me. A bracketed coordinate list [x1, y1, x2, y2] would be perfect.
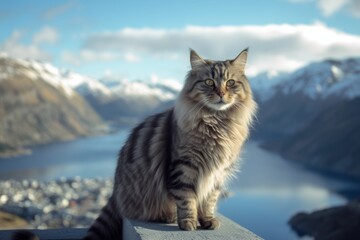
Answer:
[85, 48, 257, 239]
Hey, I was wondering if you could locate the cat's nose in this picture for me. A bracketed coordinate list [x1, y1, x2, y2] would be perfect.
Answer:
[217, 91, 225, 97]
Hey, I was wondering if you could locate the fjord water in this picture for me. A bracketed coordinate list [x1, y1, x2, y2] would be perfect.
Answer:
[0, 130, 359, 240]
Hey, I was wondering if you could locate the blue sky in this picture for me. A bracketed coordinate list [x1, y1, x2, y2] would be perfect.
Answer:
[1, 0, 360, 82]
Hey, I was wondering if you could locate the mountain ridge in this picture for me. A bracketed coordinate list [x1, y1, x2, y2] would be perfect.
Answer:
[254, 57, 360, 178]
[71, 75, 180, 122]
[0, 55, 104, 157]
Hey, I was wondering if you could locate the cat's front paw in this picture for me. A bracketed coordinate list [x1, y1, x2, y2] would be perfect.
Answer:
[178, 219, 197, 231]
[199, 217, 220, 230]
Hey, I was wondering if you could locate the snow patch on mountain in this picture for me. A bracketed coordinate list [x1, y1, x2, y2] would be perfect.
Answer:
[97, 76, 181, 101]
[29, 61, 76, 97]
[0, 54, 77, 97]
[281, 58, 360, 100]
[1, 53, 182, 105]
[250, 71, 289, 102]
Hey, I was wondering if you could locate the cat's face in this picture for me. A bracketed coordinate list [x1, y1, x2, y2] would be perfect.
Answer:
[185, 49, 251, 111]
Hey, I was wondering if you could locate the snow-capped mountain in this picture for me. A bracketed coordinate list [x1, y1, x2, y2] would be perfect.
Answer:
[250, 71, 289, 102]
[0, 54, 102, 156]
[52, 69, 182, 103]
[256, 57, 360, 178]
[59, 73, 181, 121]
[82, 76, 181, 121]
[0, 53, 76, 97]
[98, 76, 181, 102]
[251, 58, 360, 103]
[0, 53, 181, 123]
[0, 52, 110, 100]
[280, 58, 360, 100]
[254, 57, 360, 138]
[60, 70, 111, 98]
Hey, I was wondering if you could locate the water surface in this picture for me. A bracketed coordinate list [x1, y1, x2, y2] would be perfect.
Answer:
[0, 130, 359, 239]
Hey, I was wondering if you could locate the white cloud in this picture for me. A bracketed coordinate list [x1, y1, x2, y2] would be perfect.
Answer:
[103, 69, 113, 78]
[61, 50, 121, 66]
[33, 26, 59, 44]
[289, 0, 360, 18]
[82, 23, 360, 75]
[124, 52, 141, 62]
[0, 29, 54, 61]
[349, 0, 360, 17]
[62, 50, 141, 65]
[81, 50, 119, 61]
[318, 0, 349, 16]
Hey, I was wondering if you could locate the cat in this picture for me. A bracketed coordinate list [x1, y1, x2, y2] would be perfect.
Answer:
[82, 48, 257, 240]
[11, 48, 257, 240]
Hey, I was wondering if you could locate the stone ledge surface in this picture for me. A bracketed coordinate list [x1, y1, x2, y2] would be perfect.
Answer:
[124, 213, 263, 240]
[0, 214, 263, 240]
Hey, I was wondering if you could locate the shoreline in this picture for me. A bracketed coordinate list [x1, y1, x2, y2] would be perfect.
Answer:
[0, 148, 32, 159]
[0, 124, 115, 159]
[257, 141, 360, 185]
[0, 178, 113, 229]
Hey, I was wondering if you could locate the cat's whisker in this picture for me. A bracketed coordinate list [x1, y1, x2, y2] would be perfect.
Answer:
[177, 98, 204, 125]
[189, 99, 206, 114]
[234, 102, 259, 125]
[190, 99, 208, 128]
[186, 99, 206, 122]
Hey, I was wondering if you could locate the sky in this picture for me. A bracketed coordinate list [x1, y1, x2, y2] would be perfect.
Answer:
[1, 0, 360, 83]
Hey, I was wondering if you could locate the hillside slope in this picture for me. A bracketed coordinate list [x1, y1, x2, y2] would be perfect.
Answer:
[253, 58, 360, 138]
[262, 97, 360, 178]
[255, 57, 360, 178]
[0, 56, 103, 156]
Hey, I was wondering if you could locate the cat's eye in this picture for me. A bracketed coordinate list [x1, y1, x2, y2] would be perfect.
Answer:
[205, 79, 215, 86]
[226, 79, 235, 87]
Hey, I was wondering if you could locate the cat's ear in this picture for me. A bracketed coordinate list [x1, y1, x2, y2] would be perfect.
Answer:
[190, 49, 207, 69]
[230, 48, 248, 71]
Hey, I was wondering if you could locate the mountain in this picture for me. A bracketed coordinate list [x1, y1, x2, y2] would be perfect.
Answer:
[262, 97, 360, 178]
[253, 58, 360, 138]
[250, 58, 360, 103]
[255, 57, 360, 178]
[0, 54, 103, 157]
[68, 75, 181, 122]
[250, 71, 289, 103]
[280, 58, 360, 100]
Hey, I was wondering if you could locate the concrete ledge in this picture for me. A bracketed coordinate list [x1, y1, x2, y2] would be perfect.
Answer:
[0, 214, 262, 240]
[124, 213, 263, 240]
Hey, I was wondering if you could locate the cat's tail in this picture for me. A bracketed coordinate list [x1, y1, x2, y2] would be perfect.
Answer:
[83, 196, 123, 240]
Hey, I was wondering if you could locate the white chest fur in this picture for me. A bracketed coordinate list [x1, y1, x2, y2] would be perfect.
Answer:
[196, 159, 235, 203]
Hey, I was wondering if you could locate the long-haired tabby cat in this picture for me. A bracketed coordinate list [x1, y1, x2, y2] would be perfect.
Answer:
[12, 48, 257, 240]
